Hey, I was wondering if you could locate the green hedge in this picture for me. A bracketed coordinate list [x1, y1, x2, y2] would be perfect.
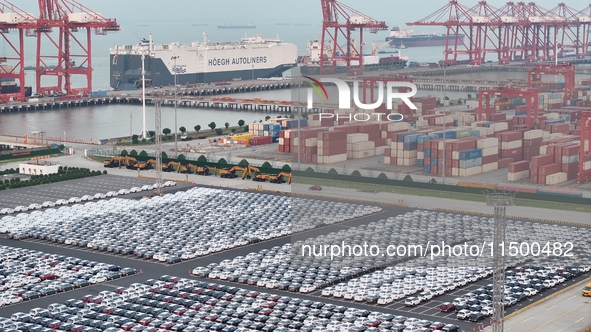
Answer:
[0, 148, 62, 161]
[0, 167, 105, 191]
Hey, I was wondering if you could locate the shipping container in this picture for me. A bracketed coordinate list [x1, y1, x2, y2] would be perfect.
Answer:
[459, 149, 483, 160]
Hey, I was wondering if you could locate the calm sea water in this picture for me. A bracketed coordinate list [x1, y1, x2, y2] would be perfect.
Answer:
[2, 18, 590, 141]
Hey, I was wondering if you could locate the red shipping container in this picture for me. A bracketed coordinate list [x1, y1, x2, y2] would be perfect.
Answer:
[418, 143, 424, 152]
[431, 165, 438, 174]
[563, 144, 580, 156]
[538, 163, 561, 177]
[425, 158, 431, 166]
[498, 158, 513, 169]
[531, 154, 554, 169]
[356, 123, 380, 133]
[561, 162, 578, 174]
[531, 174, 538, 184]
[482, 154, 499, 164]
[372, 138, 387, 147]
[319, 145, 347, 156]
[451, 160, 459, 168]
[451, 140, 477, 151]
[499, 131, 522, 142]
[279, 130, 285, 138]
[501, 147, 522, 158]
[508, 161, 530, 173]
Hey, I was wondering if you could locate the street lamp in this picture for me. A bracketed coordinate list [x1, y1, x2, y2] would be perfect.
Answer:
[171, 55, 180, 159]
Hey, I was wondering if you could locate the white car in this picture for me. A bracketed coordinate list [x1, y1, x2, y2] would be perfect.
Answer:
[80, 195, 94, 201]
[321, 288, 334, 296]
[89, 276, 107, 284]
[68, 197, 81, 203]
[0, 295, 23, 305]
[481, 307, 493, 316]
[41, 201, 55, 208]
[140, 185, 153, 191]
[27, 203, 42, 210]
[117, 189, 130, 195]
[93, 193, 106, 199]
[130, 187, 141, 193]
[0, 208, 14, 215]
[404, 297, 420, 307]
[164, 181, 176, 187]
[105, 191, 118, 197]
[299, 285, 316, 293]
[377, 296, 394, 305]
[13, 206, 28, 212]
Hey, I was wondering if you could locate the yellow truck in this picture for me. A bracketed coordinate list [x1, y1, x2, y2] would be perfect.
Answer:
[583, 283, 591, 297]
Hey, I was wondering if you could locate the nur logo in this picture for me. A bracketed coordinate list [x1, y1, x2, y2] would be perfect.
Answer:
[303, 76, 418, 111]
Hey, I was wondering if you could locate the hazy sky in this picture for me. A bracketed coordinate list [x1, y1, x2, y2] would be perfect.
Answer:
[15, 0, 582, 24]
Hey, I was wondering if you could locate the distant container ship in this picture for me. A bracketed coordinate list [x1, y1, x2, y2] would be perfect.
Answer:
[217, 23, 256, 29]
[298, 40, 407, 75]
[110, 35, 297, 90]
[386, 26, 464, 47]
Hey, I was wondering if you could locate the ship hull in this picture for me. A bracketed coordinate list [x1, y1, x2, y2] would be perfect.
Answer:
[110, 54, 294, 90]
[386, 35, 465, 47]
[298, 61, 407, 76]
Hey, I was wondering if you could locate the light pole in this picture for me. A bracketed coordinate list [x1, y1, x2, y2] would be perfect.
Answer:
[440, 55, 447, 185]
[130, 111, 133, 142]
[141, 53, 147, 139]
[171, 56, 179, 158]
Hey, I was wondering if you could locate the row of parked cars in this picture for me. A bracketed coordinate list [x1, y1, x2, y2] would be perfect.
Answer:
[0, 182, 177, 215]
[2, 276, 461, 332]
[9, 188, 380, 263]
[0, 245, 137, 306]
[450, 264, 590, 322]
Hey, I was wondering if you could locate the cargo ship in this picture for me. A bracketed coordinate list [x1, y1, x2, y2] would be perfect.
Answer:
[298, 40, 407, 75]
[109, 35, 297, 90]
[217, 23, 256, 29]
[385, 26, 464, 47]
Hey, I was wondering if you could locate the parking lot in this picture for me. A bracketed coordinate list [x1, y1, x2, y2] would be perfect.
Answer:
[0, 184, 589, 332]
[0, 175, 193, 211]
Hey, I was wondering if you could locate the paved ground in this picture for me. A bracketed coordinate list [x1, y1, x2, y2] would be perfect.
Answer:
[483, 279, 591, 332]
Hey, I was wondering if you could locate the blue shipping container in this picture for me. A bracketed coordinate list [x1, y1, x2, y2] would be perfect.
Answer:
[403, 142, 417, 151]
[515, 111, 527, 116]
[424, 149, 431, 157]
[263, 124, 270, 130]
[417, 160, 424, 167]
[417, 135, 430, 145]
[424, 165, 431, 174]
[460, 157, 482, 168]
[459, 149, 482, 160]
[403, 133, 421, 143]
[431, 158, 438, 165]
[538, 190, 582, 198]
[471, 130, 480, 137]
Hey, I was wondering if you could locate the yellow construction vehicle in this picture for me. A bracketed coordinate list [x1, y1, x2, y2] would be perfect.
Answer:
[220, 166, 245, 178]
[269, 172, 292, 184]
[131, 159, 155, 170]
[103, 157, 123, 168]
[123, 156, 138, 169]
[162, 161, 180, 172]
[196, 166, 215, 176]
[244, 165, 269, 182]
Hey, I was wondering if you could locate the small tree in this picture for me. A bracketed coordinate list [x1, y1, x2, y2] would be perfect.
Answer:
[238, 159, 249, 167]
[289, 114, 295, 119]
[282, 164, 291, 172]
[217, 158, 228, 166]
[261, 161, 272, 169]
[132, 134, 139, 144]
[129, 150, 138, 157]
[244, 127, 249, 132]
[215, 128, 223, 135]
[139, 150, 148, 157]
[305, 167, 314, 172]
[231, 128, 237, 133]
[179, 126, 187, 134]
[163, 128, 171, 137]
[377, 173, 388, 180]
[194, 125, 201, 133]
[224, 122, 230, 130]
[197, 155, 207, 162]
[351, 170, 362, 177]
[148, 130, 155, 138]
[238, 119, 245, 127]
[403, 175, 413, 182]
[430, 178, 438, 184]
[327, 168, 338, 175]
[120, 150, 128, 157]
[467, 93, 472, 99]
[178, 154, 186, 161]
[161, 152, 168, 159]
[208, 122, 216, 131]
[265, 116, 271, 121]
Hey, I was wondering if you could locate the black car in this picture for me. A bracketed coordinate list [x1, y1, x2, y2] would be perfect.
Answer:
[469, 312, 486, 322]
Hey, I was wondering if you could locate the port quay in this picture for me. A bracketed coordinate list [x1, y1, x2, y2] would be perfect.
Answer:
[2, 65, 591, 114]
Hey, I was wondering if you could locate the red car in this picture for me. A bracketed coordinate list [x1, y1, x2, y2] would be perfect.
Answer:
[262, 302, 277, 309]
[220, 294, 234, 301]
[162, 296, 174, 303]
[121, 322, 136, 331]
[81, 295, 94, 303]
[245, 291, 259, 298]
[192, 288, 203, 294]
[205, 299, 218, 306]
[159, 322, 173, 330]
[139, 317, 153, 326]
[439, 302, 456, 312]
[430, 321, 446, 330]
[114, 287, 125, 294]
[203, 314, 218, 322]
[365, 321, 381, 327]
[309, 185, 322, 191]
[258, 308, 273, 316]
[266, 295, 280, 302]
[189, 303, 202, 311]
[102, 308, 115, 315]
[173, 308, 186, 315]
[176, 292, 189, 299]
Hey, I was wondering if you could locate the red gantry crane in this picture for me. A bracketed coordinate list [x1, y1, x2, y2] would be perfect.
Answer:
[407, 1, 591, 64]
[36, 0, 119, 97]
[319, 0, 388, 75]
[0, 1, 36, 102]
[578, 112, 591, 183]
[527, 63, 575, 105]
